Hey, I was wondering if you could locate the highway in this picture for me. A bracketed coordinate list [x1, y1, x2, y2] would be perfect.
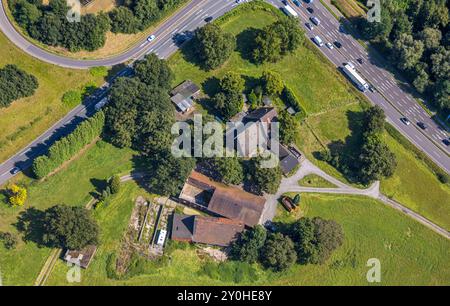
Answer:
[0, 0, 449, 186]
[274, 0, 450, 171]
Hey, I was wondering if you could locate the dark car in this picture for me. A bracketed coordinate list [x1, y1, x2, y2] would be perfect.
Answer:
[10, 167, 20, 175]
[443, 139, 450, 146]
[204, 16, 213, 23]
[334, 41, 342, 48]
[417, 122, 427, 130]
[357, 58, 364, 64]
[307, 7, 314, 14]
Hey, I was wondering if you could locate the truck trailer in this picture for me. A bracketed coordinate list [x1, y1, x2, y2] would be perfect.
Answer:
[283, 4, 299, 18]
[342, 63, 369, 92]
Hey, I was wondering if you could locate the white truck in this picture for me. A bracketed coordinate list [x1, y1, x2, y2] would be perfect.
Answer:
[343, 63, 369, 92]
[283, 5, 299, 18]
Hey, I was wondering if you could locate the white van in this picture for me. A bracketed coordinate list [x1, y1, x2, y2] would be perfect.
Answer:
[313, 36, 324, 47]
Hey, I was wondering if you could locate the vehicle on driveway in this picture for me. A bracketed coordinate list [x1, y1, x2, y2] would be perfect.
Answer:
[417, 122, 427, 130]
[10, 167, 20, 175]
[326, 42, 334, 49]
[306, 22, 313, 30]
[334, 41, 342, 48]
[147, 35, 156, 42]
[400, 117, 411, 125]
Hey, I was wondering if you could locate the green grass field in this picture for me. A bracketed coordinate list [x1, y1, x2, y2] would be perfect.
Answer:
[45, 192, 450, 286]
[0, 30, 106, 164]
[298, 174, 337, 188]
[0, 141, 135, 285]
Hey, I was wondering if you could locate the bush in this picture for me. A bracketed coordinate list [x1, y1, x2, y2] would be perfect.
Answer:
[89, 66, 109, 78]
[109, 175, 122, 194]
[0, 232, 18, 250]
[62, 90, 82, 107]
[281, 86, 306, 118]
[5, 184, 27, 206]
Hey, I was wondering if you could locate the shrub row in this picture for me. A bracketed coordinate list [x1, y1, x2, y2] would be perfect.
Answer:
[281, 86, 306, 120]
[32, 111, 105, 178]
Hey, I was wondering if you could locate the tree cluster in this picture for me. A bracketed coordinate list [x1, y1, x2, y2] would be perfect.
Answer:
[252, 18, 305, 64]
[211, 72, 244, 120]
[357, 0, 449, 116]
[32, 111, 105, 178]
[9, 0, 184, 52]
[231, 216, 344, 271]
[248, 156, 283, 195]
[0, 64, 38, 108]
[104, 54, 195, 196]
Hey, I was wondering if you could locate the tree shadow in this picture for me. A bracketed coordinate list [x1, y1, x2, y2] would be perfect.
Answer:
[201, 76, 220, 97]
[235, 27, 260, 63]
[179, 39, 208, 71]
[14, 207, 48, 247]
[89, 178, 108, 199]
[242, 75, 261, 94]
[314, 109, 366, 184]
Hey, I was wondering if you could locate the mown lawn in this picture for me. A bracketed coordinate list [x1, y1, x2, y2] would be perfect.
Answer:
[0, 141, 136, 285]
[46, 193, 450, 286]
[0, 30, 105, 164]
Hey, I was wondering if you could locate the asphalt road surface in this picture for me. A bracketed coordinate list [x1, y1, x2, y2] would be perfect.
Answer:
[0, 0, 449, 186]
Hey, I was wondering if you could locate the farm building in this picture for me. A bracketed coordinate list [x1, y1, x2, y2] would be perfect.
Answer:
[170, 80, 200, 113]
[178, 171, 267, 227]
[171, 214, 244, 247]
[64, 245, 97, 269]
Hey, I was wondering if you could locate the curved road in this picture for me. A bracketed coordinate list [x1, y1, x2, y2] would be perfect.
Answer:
[0, 0, 449, 185]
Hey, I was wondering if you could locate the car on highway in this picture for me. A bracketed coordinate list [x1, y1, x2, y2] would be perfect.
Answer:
[417, 122, 427, 130]
[204, 16, 213, 23]
[400, 117, 411, 126]
[334, 41, 342, 48]
[313, 36, 324, 47]
[147, 35, 156, 42]
[443, 138, 450, 146]
[357, 58, 364, 64]
[305, 22, 313, 30]
[293, 0, 301, 7]
[10, 167, 20, 175]
[310, 16, 320, 26]
[369, 85, 375, 93]
[326, 42, 334, 50]
[307, 7, 314, 14]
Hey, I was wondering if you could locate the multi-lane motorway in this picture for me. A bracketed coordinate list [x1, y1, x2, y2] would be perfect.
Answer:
[0, 0, 449, 186]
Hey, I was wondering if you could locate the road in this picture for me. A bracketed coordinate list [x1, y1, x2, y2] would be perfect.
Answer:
[0, 0, 449, 185]
[274, 0, 450, 171]
[0, 0, 238, 185]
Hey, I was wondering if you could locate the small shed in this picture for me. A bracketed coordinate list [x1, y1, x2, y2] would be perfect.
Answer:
[64, 245, 97, 269]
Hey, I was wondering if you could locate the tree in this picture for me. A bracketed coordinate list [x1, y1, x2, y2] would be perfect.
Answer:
[13, 0, 41, 28]
[134, 53, 174, 91]
[359, 135, 397, 183]
[418, 28, 442, 50]
[42, 205, 99, 250]
[212, 157, 244, 185]
[430, 47, 450, 80]
[193, 23, 236, 70]
[6, 184, 27, 206]
[148, 151, 196, 196]
[230, 225, 267, 263]
[413, 69, 430, 93]
[109, 175, 121, 194]
[279, 110, 299, 145]
[433, 80, 450, 112]
[0, 232, 18, 250]
[250, 156, 282, 194]
[364, 105, 386, 135]
[212, 91, 243, 120]
[252, 29, 282, 64]
[289, 217, 344, 264]
[261, 70, 284, 96]
[392, 33, 424, 70]
[0, 64, 38, 108]
[219, 72, 245, 94]
[109, 6, 139, 34]
[133, 0, 160, 29]
[260, 232, 297, 271]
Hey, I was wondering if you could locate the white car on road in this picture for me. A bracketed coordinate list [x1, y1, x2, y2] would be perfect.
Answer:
[147, 35, 156, 42]
[326, 42, 334, 49]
